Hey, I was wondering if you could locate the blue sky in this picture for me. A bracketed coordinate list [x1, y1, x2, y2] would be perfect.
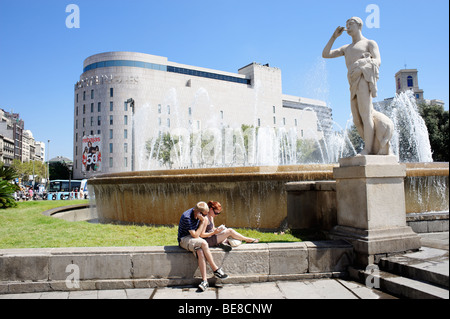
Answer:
[0, 0, 448, 160]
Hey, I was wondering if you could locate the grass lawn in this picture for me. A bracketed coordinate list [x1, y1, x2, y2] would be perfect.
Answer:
[0, 201, 304, 249]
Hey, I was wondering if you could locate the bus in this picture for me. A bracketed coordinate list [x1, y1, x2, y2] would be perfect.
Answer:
[47, 179, 89, 200]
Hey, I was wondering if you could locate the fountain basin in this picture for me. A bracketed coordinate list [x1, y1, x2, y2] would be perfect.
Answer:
[88, 163, 448, 230]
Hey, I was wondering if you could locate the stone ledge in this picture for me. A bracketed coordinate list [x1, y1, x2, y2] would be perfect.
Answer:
[0, 241, 353, 294]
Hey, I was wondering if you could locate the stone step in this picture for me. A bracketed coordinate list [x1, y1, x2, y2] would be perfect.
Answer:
[379, 247, 449, 288]
[374, 269, 448, 299]
[350, 267, 449, 299]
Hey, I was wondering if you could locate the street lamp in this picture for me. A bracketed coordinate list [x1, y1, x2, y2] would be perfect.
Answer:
[47, 139, 50, 183]
[125, 98, 135, 171]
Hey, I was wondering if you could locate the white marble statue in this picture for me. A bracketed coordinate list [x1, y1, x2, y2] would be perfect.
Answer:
[322, 17, 393, 155]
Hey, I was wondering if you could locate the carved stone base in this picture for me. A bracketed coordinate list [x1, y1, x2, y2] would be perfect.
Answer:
[330, 225, 421, 266]
[330, 155, 421, 266]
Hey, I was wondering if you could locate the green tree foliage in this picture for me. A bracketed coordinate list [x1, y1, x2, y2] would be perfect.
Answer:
[49, 162, 72, 180]
[11, 159, 48, 184]
[0, 163, 19, 208]
[418, 103, 449, 162]
[347, 124, 364, 154]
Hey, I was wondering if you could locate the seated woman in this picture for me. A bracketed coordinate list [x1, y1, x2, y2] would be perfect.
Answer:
[200, 201, 259, 251]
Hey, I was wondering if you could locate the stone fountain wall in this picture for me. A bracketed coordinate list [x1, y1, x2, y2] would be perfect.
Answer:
[88, 163, 448, 230]
[89, 165, 335, 229]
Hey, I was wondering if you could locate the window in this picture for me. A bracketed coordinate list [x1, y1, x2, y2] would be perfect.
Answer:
[83, 91, 86, 101]
[110, 102, 113, 111]
[109, 157, 113, 168]
[76, 94, 78, 103]
[258, 118, 261, 127]
[124, 143, 128, 153]
[83, 104, 86, 114]
[124, 129, 128, 139]
[90, 117, 94, 126]
[91, 103, 94, 113]
[407, 76, 414, 87]
[109, 143, 113, 153]
[109, 129, 113, 139]
[124, 115, 128, 125]
[397, 78, 401, 91]
[98, 102, 101, 112]
[167, 118, 170, 128]
[124, 102, 128, 111]
[76, 107, 78, 116]
[110, 115, 113, 125]
[98, 116, 101, 126]
[283, 118, 286, 126]
[124, 157, 128, 168]
[220, 111, 224, 119]
[83, 118, 86, 128]
[188, 107, 192, 116]
[110, 88, 114, 97]
[273, 116, 276, 125]
[158, 104, 161, 114]
[91, 90, 94, 99]
[167, 105, 170, 115]
[273, 106, 276, 113]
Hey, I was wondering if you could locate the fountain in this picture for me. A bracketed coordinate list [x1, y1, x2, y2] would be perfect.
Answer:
[377, 90, 433, 163]
[88, 87, 448, 230]
[89, 24, 447, 234]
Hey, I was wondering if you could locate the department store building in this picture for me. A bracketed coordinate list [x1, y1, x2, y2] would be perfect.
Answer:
[73, 52, 331, 179]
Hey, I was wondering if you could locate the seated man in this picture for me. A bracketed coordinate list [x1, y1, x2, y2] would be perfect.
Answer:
[177, 201, 228, 292]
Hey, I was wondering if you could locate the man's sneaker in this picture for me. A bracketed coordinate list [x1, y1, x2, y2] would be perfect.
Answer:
[214, 267, 229, 279]
[218, 243, 232, 252]
[198, 280, 209, 292]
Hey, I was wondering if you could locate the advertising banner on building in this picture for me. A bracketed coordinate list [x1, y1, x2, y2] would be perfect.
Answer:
[82, 135, 102, 172]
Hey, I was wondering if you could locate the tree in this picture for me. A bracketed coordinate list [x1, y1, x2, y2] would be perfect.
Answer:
[49, 162, 72, 180]
[0, 162, 19, 208]
[11, 160, 48, 185]
[347, 124, 364, 154]
[418, 103, 449, 162]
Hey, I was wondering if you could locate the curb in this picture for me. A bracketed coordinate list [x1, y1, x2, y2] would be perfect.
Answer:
[0, 241, 353, 294]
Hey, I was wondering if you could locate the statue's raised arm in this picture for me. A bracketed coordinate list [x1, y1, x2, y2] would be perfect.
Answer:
[322, 27, 347, 59]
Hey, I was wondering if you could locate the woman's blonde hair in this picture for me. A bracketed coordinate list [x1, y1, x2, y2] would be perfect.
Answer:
[195, 201, 209, 213]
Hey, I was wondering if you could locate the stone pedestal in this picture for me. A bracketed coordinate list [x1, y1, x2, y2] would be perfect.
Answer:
[329, 155, 421, 266]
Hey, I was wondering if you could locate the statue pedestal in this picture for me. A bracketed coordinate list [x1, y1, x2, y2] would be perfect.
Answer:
[329, 155, 421, 266]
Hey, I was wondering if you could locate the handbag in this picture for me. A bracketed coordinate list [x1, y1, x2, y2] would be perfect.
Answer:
[227, 237, 242, 247]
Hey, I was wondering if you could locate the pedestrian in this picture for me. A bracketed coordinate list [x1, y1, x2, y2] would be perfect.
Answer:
[201, 201, 259, 251]
[177, 201, 229, 292]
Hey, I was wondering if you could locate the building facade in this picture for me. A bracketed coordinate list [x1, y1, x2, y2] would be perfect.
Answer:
[0, 109, 45, 166]
[73, 52, 331, 179]
[375, 68, 445, 110]
[395, 69, 424, 100]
